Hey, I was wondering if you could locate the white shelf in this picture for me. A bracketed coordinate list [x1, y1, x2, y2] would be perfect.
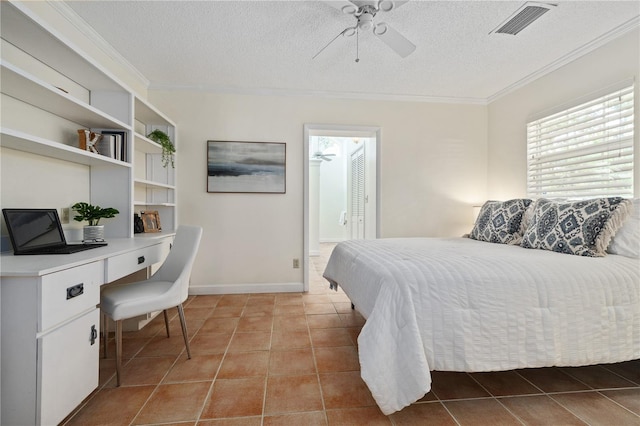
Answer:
[0, 128, 132, 169]
[1, 61, 130, 130]
[134, 178, 175, 190]
[1, 1, 125, 93]
[135, 97, 175, 127]
[134, 201, 176, 207]
[134, 132, 163, 154]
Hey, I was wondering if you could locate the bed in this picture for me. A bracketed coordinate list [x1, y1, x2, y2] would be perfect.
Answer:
[322, 198, 640, 415]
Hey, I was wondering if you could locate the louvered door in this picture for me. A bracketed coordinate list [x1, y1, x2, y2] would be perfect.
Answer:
[350, 146, 365, 240]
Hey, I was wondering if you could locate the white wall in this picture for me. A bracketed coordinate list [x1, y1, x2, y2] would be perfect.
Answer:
[487, 28, 640, 199]
[149, 91, 488, 292]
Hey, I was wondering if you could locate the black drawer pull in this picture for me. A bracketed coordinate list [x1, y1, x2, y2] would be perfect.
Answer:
[138, 256, 145, 264]
[66, 283, 84, 300]
[90, 325, 97, 345]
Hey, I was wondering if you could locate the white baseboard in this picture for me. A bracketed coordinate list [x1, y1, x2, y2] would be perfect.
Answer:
[319, 238, 346, 243]
[309, 250, 320, 257]
[189, 282, 304, 295]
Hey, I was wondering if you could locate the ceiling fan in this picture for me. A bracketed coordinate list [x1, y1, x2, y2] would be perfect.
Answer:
[312, 151, 336, 161]
[315, 0, 416, 61]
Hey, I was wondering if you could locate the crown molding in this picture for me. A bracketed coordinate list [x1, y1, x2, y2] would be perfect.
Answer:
[487, 16, 640, 104]
[48, 0, 149, 90]
[148, 83, 488, 105]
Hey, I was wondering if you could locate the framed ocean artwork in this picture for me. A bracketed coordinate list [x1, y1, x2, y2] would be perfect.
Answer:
[207, 140, 286, 193]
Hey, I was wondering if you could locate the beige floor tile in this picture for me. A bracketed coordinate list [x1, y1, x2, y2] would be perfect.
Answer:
[551, 391, 640, 425]
[389, 402, 456, 426]
[328, 406, 392, 425]
[218, 351, 269, 379]
[227, 331, 272, 352]
[444, 398, 522, 426]
[319, 371, 376, 410]
[430, 371, 491, 400]
[201, 377, 266, 419]
[263, 411, 327, 425]
[471, 370, 542, 397]
[133, 381, 211, 424]
[163, 354, 223, 383]
[314, 346, 360, 373]
[264, 374, 324, 414]
[499, 395, 587, 425]
[269, 348, 317, 375]
[271, 330, 311, 350]
[64, 385, 155, 426]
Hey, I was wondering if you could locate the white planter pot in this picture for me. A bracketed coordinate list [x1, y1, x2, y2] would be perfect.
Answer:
[83, 225, 105, 243]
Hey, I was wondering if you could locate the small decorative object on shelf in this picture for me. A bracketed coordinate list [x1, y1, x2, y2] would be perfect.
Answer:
[141, 210, 161, 233]
[77, 129, 102, 154]
[147, 129, 175, 168]
[71, 202, 120, 243]
[134, 213, 145, 234]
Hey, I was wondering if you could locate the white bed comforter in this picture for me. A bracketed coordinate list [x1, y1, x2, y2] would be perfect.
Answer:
[322, 238, 640, 415]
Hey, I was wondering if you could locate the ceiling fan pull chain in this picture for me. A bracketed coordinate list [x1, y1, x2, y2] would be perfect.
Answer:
[355, 26, 360, 63]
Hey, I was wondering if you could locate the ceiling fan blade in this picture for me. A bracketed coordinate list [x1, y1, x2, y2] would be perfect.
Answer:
[321, 0, 359, 14]
[377, 0, 409, 12]
[312, 26, 356, 60]
[373, 22, 416, 58]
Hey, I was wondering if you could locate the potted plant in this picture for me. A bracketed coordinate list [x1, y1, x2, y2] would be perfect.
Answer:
[147, 129, 175, 168]
[71, 202, 119, 242]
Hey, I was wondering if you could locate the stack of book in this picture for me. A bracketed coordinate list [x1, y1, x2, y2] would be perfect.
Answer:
[93, 130, 128, 162]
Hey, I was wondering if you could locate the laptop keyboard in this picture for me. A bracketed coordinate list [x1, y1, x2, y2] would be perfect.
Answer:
[29, 244, 106, 254]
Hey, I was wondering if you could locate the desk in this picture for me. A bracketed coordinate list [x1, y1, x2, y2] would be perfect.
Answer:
[1, 236, 173, 425]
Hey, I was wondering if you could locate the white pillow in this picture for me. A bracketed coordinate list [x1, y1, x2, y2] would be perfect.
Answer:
[607, 198, 640, 258]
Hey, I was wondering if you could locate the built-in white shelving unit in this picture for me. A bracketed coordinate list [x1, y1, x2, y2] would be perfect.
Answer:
[0, 1, 178, 424]
[0, 0, 177, 238]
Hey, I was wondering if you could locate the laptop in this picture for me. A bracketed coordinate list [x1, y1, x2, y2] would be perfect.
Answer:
[2, 208, 107, 255]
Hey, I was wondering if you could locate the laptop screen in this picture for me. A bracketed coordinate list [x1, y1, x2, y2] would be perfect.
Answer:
[2, 209, 67, 253]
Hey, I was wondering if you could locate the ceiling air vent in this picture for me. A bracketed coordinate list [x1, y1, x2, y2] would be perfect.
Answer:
[490, 2, 557, 35]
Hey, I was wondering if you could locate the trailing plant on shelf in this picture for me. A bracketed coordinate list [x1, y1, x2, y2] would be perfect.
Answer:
[147, 129, 175, 168]
[72, 202, 120, 242]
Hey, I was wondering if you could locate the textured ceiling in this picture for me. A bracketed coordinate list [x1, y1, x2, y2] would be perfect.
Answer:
[66, 1, 640, 103]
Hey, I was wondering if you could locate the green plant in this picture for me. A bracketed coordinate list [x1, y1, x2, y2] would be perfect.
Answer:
[147, 129, 175, 168]
[71, 202, 119, 226]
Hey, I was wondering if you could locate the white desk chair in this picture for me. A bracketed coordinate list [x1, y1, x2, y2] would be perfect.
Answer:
[101, 225, 203, 386]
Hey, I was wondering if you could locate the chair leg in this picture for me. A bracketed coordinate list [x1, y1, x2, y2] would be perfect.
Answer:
[177, 304, 191, 359]
[115, 319, 123, 387]
[103, 313, 109, 359]
[163, 310, 171, 338]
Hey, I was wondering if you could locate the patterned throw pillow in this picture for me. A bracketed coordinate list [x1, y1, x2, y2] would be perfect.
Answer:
[521, 197, 632, 257]
[469, 199, 533, 244]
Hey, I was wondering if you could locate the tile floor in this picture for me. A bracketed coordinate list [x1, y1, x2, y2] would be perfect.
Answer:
[63, 243, 640, 425]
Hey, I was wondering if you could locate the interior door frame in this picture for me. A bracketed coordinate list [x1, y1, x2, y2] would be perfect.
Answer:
[303, 124, 381, 292]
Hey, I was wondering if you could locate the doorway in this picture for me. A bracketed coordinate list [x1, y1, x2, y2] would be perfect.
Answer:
[303, 124, 380, 291]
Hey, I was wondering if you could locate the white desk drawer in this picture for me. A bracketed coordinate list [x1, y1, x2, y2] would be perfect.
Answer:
[106, 241, 170, 282]
[39, 261, 103, 332]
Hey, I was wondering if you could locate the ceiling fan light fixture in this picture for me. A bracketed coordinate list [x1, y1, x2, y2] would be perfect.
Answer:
[378, 0, 395, 12]
[358, 13, 374, 31]
[341, 4, 358, 15]
[373, 23, 388, 36]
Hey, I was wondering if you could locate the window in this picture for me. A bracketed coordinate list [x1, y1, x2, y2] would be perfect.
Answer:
[527, 83, 634, 199]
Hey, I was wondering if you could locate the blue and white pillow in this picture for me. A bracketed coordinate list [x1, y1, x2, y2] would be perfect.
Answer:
[469, 199, 532, 245]
[521, 197, 632, 257]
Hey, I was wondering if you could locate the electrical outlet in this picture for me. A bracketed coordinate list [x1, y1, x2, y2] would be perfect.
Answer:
[60, 207, 70, 224]
[293, 258, 300, 269]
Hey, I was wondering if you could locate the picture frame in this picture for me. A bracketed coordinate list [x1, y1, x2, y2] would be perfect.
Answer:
[141, 210, 161, 233]
[207, 140, 286, 193]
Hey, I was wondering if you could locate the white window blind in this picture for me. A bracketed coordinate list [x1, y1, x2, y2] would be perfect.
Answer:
[527, 84, 634, 199]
